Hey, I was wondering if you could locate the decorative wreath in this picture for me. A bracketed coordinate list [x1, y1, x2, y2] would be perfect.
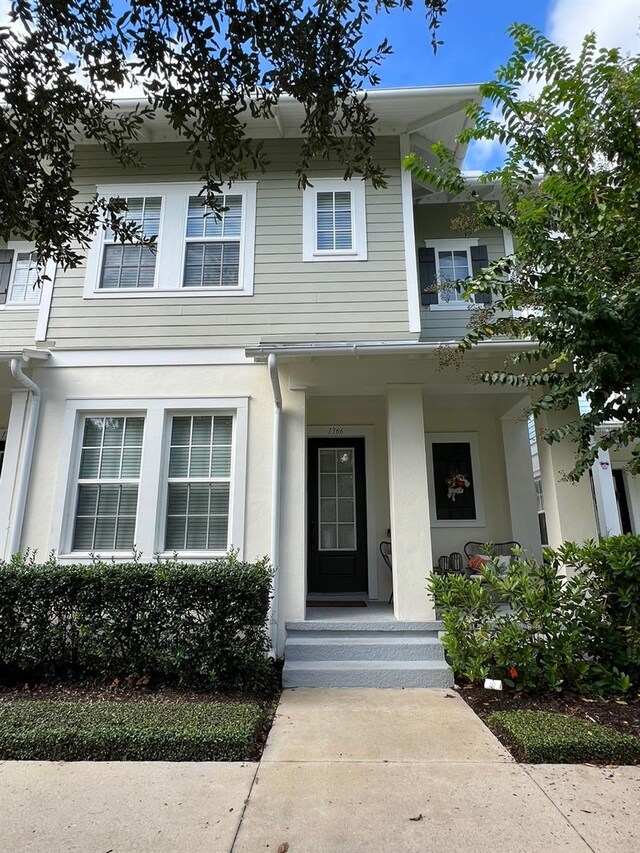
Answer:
[446, 472, 470, 502]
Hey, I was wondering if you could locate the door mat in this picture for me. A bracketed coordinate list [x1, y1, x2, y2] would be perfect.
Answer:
[306, 600, 367, 607]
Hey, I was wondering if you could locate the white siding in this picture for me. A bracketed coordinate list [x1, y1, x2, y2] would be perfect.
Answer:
[45, 138, 410, 350]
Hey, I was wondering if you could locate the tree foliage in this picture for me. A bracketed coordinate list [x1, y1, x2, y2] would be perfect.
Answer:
[406, 24, 640, 480]
[0, 0, 447, 270]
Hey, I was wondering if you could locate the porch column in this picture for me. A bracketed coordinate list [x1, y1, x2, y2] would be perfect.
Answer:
[590, 449, 621, 537]
[0, 389, 29, 559]
[536, 407, 598, 549]
[278, 383, 307, 644]
[386, 384, 435, 621]
[500, 399, 542, 560]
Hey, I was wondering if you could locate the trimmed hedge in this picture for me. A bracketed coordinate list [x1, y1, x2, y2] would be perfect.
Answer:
[486, 710, 640, 764]
[0, 553, 274, 692]
[0, 700, 266, 761]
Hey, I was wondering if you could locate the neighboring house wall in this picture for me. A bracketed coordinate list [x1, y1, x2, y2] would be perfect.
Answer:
[414, 202, 505, 342]
[43, 137, 410, 351]
[0, 311, 40, 352]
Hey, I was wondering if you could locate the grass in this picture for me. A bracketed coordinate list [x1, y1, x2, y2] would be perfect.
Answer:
[486, 710, 640, 764]
[0, 699, 268, 761]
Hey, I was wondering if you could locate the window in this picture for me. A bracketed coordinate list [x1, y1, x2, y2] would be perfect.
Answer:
[72, 416, 144, 551]
[0, 245, 54, 307]
[165, 414, 233, 550]
[425, 433, 485, 527]
[51, 398, 248, 560]
[302, 178, 367, 261]
[318, 447, 356, 550]
[420, 240, 491, 309]
[184, 195, 242, 288]
[84, 182, 257, 298]
[534, 477, 549, 546]
[100, 197, 161, 290]
[0, 428, 6, 477]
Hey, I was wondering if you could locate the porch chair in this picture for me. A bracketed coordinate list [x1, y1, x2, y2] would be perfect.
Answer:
[464, 541, 521, 573]
[379, 541, 393, 605]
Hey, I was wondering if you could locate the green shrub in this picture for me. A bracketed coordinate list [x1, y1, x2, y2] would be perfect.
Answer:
[486, 710, 640, 764]
[0, 552, 274, 693]
[0, 700, 266, 761]
[429, 554, 597, 692]
[556, 536, 640, 688]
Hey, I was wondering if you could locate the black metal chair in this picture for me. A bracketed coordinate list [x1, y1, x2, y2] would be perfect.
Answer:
[379, 540, 393, 604]
[448, 551, 466, 575]
[464, 541, 520, 571]
[464, 541, 520, 558]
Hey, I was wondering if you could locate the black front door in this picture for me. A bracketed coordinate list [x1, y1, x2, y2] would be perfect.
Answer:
[307, 437, 368, 594]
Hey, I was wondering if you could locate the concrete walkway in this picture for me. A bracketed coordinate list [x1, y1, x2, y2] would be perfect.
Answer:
[1, 689, 639, 852]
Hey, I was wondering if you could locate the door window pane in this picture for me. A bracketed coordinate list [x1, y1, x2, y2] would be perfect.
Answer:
[317, 447, 357, 551]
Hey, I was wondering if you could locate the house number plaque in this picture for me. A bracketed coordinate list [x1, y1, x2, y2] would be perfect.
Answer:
[326, 426, 345, 435]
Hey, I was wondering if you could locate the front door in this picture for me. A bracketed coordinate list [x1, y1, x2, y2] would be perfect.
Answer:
[307, 437, 368, 594]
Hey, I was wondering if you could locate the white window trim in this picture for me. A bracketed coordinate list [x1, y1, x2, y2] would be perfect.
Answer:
[424, 238, 479, 311]
[50, 397, 249, 562]
[0, 241, 56, 312]
[425, 431, 486, 528]
[302, 177, 367, 262]
[83, 181, 257, 299]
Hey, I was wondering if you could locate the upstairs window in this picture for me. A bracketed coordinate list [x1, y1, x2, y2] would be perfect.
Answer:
[85, 182, 256, 298]
[0, 247, 43, 306]
[184, 195, 243, 288]
[99, 196, 161, 290]
[303, 178, 367, 262]
[419, 240, 491, 308]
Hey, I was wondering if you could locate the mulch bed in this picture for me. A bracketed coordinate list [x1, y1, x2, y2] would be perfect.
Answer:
[0, 681, 272, 706]
[458, 683, 640, 739]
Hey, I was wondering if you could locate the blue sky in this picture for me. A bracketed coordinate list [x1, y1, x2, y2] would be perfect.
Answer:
[362, 0, 640, 170]
[367, 0, 548, 89]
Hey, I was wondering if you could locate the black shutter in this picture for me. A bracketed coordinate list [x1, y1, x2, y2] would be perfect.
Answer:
[470, 245, 491, 304]
[0, 249, 15, 305]
[418, 247, 438, 305]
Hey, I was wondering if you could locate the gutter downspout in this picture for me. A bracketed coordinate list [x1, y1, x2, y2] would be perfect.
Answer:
[267, 353, 283, 655]
[8, 357, 42, 557]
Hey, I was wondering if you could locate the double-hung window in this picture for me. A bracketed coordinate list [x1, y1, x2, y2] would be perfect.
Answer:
[420, 240, 491, 308]
[165, 414, 233, 551]
[100, 197, 161, 290]
[85, 182, 256, 297]
[72, 415, 144, 551]
[184, 195, 242, 288]
[302, 178, 367, 261]
[53, 398, 248, 561]
[0, 244, 56, 307]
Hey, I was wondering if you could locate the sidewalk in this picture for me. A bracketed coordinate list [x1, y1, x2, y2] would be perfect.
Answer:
[1, 689, 639, 852]
[232, 688, 639, 852]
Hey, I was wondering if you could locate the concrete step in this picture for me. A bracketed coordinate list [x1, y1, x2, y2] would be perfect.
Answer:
[285, 635, 446, 662]
[282, 660, 454, 689]
[286, 620, 443, 633]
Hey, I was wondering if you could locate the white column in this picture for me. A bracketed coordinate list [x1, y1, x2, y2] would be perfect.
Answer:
[386, 385, 435, 621]
[536, 407, 598, 548]
[591, 449, 621, 537]
[500, 399, 542, 560]
[278, 384, 307, 649]
[0, 390, 29, 559]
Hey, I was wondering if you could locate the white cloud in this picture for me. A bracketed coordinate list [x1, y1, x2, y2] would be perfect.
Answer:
[548, 0, 640, 56]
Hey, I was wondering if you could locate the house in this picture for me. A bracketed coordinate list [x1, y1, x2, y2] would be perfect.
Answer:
[0, 85, 634, 687]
